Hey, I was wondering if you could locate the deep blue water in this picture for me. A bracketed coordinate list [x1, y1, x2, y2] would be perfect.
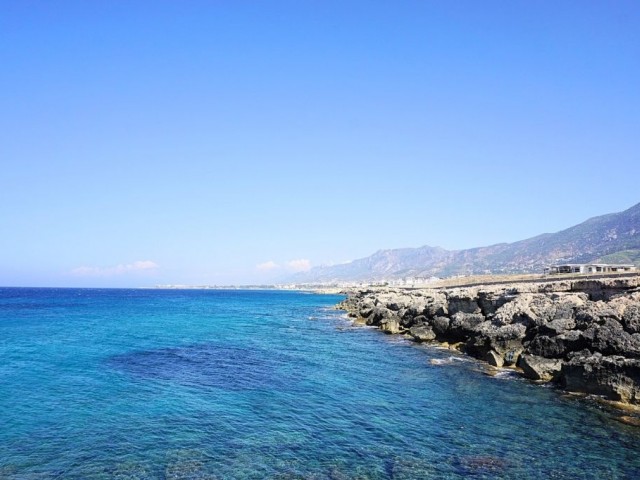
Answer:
[1, 288, 639, 479]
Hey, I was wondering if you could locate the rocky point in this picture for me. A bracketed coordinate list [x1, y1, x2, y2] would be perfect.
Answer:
[337, 276, 640, 405]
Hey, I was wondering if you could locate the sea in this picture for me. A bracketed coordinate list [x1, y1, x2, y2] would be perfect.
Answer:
[1, 288, 639, 479]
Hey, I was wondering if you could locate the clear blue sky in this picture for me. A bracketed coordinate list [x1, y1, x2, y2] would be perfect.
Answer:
[1, 1, 639, 287]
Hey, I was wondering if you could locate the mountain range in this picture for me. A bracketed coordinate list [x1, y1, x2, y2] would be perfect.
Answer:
[291, 202, 640, 283]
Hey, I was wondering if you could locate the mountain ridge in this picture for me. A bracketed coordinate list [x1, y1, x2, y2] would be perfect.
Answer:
[291, 202, 640, 283]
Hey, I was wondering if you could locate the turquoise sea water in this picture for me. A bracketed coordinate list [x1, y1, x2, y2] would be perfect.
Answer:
[1, 288, 639, 479]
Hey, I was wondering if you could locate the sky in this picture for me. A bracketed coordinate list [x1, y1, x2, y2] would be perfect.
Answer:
[1, 1, 639, 287]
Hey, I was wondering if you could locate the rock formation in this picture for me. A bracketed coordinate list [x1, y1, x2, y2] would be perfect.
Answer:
[337, 276, 640, 405]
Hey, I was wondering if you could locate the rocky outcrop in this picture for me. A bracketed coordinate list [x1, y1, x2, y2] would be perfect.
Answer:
[519, 354, 562, 381]
[562, 352, 640, 403]
[336, 276, 640, 405]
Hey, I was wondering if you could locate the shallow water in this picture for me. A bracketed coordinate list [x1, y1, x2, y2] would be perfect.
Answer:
[0, 288, 639, 479]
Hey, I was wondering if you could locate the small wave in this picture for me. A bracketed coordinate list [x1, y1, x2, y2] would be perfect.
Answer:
[429, 356, 467, 366]
[491, 369, 519, 380]
[335, 322, 376, 332]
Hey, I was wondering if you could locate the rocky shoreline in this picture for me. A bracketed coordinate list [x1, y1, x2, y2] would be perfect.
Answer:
[336, 276, 640, 407]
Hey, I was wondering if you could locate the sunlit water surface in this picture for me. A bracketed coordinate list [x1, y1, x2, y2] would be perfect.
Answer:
[1, 288, 639, 479]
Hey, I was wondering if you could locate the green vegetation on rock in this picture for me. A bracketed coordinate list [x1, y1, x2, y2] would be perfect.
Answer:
[596, 249, 640, 265]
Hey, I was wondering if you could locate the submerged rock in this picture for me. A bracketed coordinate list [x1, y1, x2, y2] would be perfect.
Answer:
[616, 415, 640, 427]
[455, 455, 508, 476]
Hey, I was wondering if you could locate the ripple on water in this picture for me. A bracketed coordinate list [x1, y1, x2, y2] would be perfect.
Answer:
[4, 289, 640, 480]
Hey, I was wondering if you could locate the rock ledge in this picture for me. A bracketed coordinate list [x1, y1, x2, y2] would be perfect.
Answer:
[337, 276, 640, 405]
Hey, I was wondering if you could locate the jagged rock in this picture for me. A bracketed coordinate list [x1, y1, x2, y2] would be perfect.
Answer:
[492, 324, 527, 359]
[360, 308, 373, 319]
[575, 302, 621, 329]
[336, 277, 640, 405]
[447, 290, 481, 315]
[424, 293, 448, 317]
[406, 314, 427, 327]
[477, 290, 512, 316]
[485, 350, 504, 367]
[527, 331, 585, 359]
[533, 293, 586, 321]
[448, 312, 486, 341]
[380, 318, 402, 334]
[538, 317, 577, 336]
[409, 325, 436, 342]
[583, 319, 640, 358]
[390, 293, 418, 311]
[361, 298, 376, 310]
[465, 322, 525, 363]
[518, 354, 562, 381]
[571, 278, 638, 301]
[528, 295, 562, 323]
[623, 304, 640, 334]
[430, 316, 450, 337]
[368, 306, 394, 326]
[401, 306, 425, 322]
[492, 294, 539, 327]
[506, 292, 584, 326]
[562, 352, 640, 403]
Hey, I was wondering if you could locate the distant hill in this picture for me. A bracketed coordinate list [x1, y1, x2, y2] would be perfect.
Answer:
[291, 202, 640, 283]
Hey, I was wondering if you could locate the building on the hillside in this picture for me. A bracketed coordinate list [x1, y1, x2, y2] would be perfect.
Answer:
[388, 276, 441, 287]
[544, 263, 636, 275]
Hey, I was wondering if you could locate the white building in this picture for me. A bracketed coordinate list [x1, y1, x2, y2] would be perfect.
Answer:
[544, 263, 636, 275]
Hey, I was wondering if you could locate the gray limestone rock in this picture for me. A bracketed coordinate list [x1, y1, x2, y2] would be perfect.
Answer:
[527, 332, 585, 359]
[538, 317, 577, 336]
[575, 302, 621, 330]
[463, 322, 525, 363]
[368, 306, 394, 326]
[399, 312, 418, 328]
[485, 350, 504, 368]
[360, 308, 373, 319]
[430, 316, 451, 337]
[447, 290, 481, 315]
[477, 290, 512, 316]
[584, 319, 640, 358]
[562, 352, 640, 403]
[409, 325, 436, 342]
[424, 293, 448, 318]
[335, 278, 640, 405]
[448, 312, 486, 341]
[380, 318, 402, 334]
[518, 354, 562, 382]
[492, 294, 539, 328]
[623, 304, 640, 334]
